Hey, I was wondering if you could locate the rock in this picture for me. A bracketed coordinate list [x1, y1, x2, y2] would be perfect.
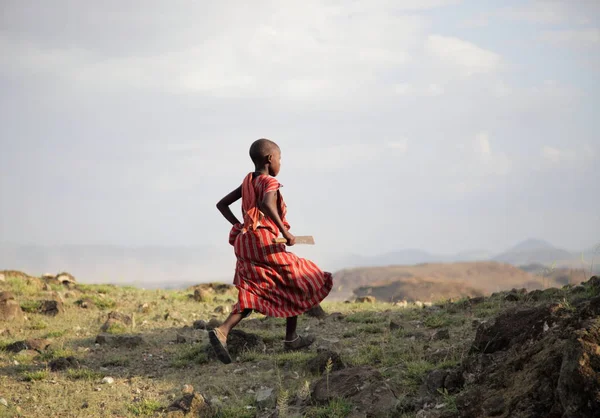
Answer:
[570, 285, 586, 294]
[393, 300, 409, 308]
[213, 305, 230, 315]
[207, 318, 221, 329]
[193, 288, 210, 302]
[304, 305, 327, 319]
[389, 320, 403, 331]
[164, 311, 183, 322]
[482, 395, 505, 416]
[0, 398, 7, 407]
[38, 300, 65, 316]
[255, 387, 274, 408]
[168, 393, 211, 416]
[193, 320, 207, 330]
[432, 329, 450, 341]
[306, 349, 345, 375]
[49, 356, 81, 371]
[457, 301, 600, 417]
[468, 296, 485, 305]
[586, 275, 600, 289]
[444, 369, 464, 394]
[102, 377, 115, 384]
[182, 384, 194, 394]
[471, 305, 558, 354]
[6, 339, 51, 353]
[95, 334, 144, 348]
[312, 367, 397, 416]
[138, 303, 150, 313]
[556, 321, 600, 417]
[101, 311, 134, 332]
[425, 369, 448, 394]
[226, 330, 266, 358]
[0, 291, 24, 322]
[56, 272, 76, 285]
[327, 312, 345, 321]
[355, 296, 376, 303]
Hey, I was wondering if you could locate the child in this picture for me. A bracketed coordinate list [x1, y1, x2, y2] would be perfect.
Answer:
[210, 138, 333, 364]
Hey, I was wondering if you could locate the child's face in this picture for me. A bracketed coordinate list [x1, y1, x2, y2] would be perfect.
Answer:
[268, 149, 281, 176]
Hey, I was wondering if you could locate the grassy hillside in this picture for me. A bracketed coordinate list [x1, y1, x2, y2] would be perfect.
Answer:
[1, 270, 598, 417]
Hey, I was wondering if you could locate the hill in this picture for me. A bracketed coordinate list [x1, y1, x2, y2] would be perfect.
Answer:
[0, 270, 598, 417]
[330, 261, 579, 302]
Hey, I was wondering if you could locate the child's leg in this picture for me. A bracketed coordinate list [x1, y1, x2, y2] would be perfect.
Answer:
[284, 315, 315, 350]
[285, 316, 298, 341]
[214, 309, 252, 341]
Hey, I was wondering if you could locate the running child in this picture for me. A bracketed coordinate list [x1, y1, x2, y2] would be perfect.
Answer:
[209, 138, 333, 364]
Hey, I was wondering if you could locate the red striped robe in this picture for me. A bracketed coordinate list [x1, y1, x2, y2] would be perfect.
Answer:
[228, 173, 332, 317]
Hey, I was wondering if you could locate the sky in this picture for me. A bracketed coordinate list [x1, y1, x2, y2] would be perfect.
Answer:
[1, 0, 599, 263]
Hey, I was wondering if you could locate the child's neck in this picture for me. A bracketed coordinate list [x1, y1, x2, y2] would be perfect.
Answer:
[253, 166, 270, 176]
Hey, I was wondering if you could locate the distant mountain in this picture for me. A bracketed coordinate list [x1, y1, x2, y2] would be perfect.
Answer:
[493, 239, 573, 266]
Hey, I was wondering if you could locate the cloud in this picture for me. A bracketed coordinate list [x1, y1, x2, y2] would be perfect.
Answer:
[541, 144, 596, 166]
[476, 132, 492, 158]
[393, 83, 445, 96]
[538, 28, 600, 45]
[501, 1, 598, 25]
[425, 35, 501, 76]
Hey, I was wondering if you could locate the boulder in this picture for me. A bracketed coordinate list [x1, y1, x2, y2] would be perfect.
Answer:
[311, 366, 397, 417]
[431, 329, 450, 341]
[226, 329, 266, 358]
[49, 356, 81, 371]
[101, 311, 134, 332]
[39, 300, 64, 316]
[0, 291, 24, 322]
[167, 392, 211, 416]
[6, 339, 51, 353]
[306, 349, 345, 375]
[457, 301, 600, 417]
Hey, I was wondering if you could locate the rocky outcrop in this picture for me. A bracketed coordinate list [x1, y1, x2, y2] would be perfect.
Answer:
[0, 291, 24, 322]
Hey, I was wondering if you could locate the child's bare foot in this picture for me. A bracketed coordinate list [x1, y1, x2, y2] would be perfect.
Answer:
[209, 327, 232, 364]
[283, 334, 315, 351]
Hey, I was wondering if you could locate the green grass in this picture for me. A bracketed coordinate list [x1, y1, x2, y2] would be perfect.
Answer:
[75, 295, 116, 310]
[171, 344, 209, 368]
[66, 368, 104, 381]
[22, 369, 49, 382]
[44, 330, 67, 338]
[343, 324, 385, 337]
[77, 284, 117, 294]
[423, 313, 453, 329]
[127, 399, 163, 416]
[101, 356, 131, 367]
[20, 300, 42, 313]
[5, 277, 41, 297]
[37, 348, 76, 362]
[305, 398, 353, 418]
[105, 322, 128, 334]
[28, 319, 48, 330]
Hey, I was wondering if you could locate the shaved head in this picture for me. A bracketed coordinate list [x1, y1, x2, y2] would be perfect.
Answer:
[249, 138, 280, 164]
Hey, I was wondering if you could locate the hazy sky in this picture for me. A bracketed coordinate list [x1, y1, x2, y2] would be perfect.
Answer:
[1, 0, 599, 259]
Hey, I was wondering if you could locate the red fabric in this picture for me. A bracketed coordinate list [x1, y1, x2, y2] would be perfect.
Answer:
[228, 173, 333, 317]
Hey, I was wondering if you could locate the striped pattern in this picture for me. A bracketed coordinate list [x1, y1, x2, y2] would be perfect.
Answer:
[228, 173, 333, 317]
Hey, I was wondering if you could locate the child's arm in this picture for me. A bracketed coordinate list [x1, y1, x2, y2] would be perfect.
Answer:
[260, 191, 296, 246]
[216, 186, 242, 226]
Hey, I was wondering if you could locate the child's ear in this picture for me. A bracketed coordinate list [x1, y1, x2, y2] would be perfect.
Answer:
[266, 154, 273, 163]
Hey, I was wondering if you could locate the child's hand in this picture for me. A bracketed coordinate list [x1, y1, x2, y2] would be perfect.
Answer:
[283, 231, 296, 246]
